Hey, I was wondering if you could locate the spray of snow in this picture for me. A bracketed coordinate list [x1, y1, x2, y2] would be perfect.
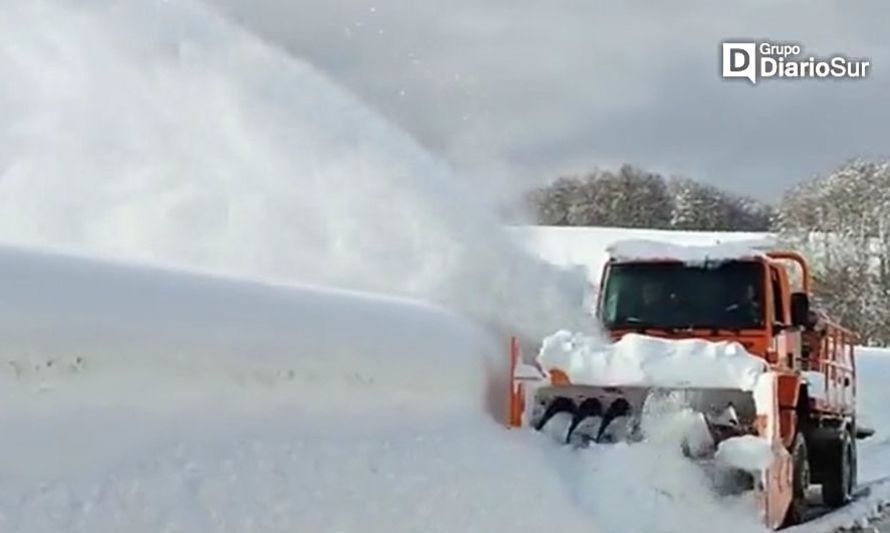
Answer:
[0, 0, 592, 341]
[537, 331, 768, 390]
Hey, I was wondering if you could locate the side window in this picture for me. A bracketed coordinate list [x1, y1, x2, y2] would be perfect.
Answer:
[771, 267, 785, 324]
[601, 273, 619, 322]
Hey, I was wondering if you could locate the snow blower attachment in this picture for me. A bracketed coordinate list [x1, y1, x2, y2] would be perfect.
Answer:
[507, 241, 868, 530]
[531, 384, 757, 451]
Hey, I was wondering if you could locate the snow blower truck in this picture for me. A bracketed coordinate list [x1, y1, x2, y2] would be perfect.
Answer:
[507, 241, 872, 529]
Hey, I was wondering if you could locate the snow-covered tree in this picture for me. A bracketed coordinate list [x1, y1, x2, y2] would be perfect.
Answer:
[529, 165, 773, 232]
[527, 176, 583, 225]
[776, 159, 890, 344]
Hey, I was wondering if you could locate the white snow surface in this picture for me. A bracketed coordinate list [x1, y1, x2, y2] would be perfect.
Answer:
[509, 225, 773, 284]
[606, 239, 773, 265]
[538, 330, 768, 391]
[0, 245, 499, 413]
[0, 245, 769, 533]
[716, 436, 774, 473]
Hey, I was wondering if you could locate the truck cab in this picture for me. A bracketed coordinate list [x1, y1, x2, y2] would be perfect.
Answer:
[595, 251, 812, 366]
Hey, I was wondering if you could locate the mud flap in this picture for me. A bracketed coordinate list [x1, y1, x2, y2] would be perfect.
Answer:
[507, 336, 546, 428]
[757, 372, 794, 530]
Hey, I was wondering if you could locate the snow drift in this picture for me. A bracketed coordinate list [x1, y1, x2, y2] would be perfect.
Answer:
[0, 244, 501, 414]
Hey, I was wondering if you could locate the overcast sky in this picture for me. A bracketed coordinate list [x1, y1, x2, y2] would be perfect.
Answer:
[212, 0, 890, 202]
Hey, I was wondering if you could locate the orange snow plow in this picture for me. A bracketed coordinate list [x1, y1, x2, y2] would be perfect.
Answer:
[507, 244, 870, 529]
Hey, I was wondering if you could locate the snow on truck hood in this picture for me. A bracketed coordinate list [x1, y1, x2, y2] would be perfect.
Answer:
[537, 331, 769, 391]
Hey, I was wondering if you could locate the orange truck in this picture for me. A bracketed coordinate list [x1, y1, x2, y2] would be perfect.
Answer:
[507, 244, 873, 529]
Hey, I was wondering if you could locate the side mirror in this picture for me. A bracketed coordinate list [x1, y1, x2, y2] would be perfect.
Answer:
[790, 292, 811, 328]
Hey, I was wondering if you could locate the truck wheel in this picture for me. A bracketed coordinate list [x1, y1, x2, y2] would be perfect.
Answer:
[822, 428, 854, 508]
[783, 433, 810, 527]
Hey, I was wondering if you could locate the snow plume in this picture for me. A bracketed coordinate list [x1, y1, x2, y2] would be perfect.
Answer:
[0, 0, 593, 340]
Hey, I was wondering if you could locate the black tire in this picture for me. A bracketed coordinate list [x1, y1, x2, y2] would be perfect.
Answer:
[782, 433, 810, 528]
[822, 428, 855, 508]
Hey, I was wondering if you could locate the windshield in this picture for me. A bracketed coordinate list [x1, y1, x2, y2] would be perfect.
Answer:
[600, 261, 765, 330]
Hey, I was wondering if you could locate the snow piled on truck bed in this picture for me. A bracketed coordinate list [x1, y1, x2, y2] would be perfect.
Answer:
[538, 330, 768, 390]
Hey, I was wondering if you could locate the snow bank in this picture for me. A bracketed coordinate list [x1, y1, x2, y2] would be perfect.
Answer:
[537, 331, 768, 390]
[0, 245, 498, 414]
[853, 348, 890, 483]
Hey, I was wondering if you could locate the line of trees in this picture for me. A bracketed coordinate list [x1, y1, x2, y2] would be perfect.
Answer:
[526, 165, 774, 231]
[527, 159, 890, 344]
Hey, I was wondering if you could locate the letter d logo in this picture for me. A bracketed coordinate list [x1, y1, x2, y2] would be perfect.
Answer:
[722, 42, 757, 84]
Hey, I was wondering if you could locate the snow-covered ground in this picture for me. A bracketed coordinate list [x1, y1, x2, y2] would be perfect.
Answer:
[1, 0, 888, 532]
[0, 245, 768, 533]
